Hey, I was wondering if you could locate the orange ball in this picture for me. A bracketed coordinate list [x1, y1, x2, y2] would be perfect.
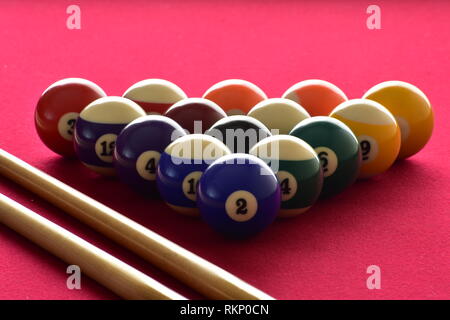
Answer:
[282, 79, 347, 117]
[203, 79, 267, 115]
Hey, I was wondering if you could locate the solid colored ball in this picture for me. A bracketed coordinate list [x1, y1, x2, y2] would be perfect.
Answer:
[123, 79, 187, 115]
[164, 98, 227, 134]
[206, 115, 272, 153]
[250, 135, 322, 217]
[330, 99, 401, 179]
[282, 79, 347, 117]
[114, 115, 186, 196]
[156, 134, 231, 216]
[247, 98, 310, 134]
[290, 117, 361, 197]
[203, 79, 267, 115]
[35, 78, 106, 157]
[362, 81, 434, 159]
[197, 154, 280, 238]
[74, 97, 146, 176]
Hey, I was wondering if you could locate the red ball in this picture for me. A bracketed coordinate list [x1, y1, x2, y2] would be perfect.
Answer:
[164, 98, 227, 134]
[35, 78, 106, 157]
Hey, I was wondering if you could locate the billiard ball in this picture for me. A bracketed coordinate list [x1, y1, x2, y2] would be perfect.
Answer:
[197, 153, 280, 238]
[114, 115, 186, 196]
[123, 79, 187, 115]
[330, 99, 401, 179]
[362, 81, 434, 159]
[282, 79, 347, 116]
[247, 98, 310, 134]
[289, 117, 361, 197]
[74, 97, 146, 176]
[249, 135, 322, 216]
[206, 115, 272, 153]
[164, 98, 227, 134]
[156, 134, 231, 216]
[203, 79, 267, 115]
[35, 78, 106, 157]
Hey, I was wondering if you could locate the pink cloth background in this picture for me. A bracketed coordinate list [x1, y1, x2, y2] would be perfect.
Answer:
[0, 0, 448, 299]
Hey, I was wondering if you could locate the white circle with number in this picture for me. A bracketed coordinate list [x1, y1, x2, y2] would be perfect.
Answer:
[95, 133, 117, 163]
[357, 135, 379, 163]
[136, 150, 161, 180]
[225, 190, 258, 222]
[182, 171, 203, 201]
[57, 112, 79, 141]
[276, 171, 298, 201]
[314, 146, 338, 178]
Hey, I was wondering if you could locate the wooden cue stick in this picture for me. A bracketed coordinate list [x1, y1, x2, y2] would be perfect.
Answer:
[0, 149, 273, 300]
[0, 193, 186, 300]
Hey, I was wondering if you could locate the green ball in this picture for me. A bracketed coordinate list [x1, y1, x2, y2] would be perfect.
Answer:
[290, 116, 361, 197]
[250, 135, 323, 217]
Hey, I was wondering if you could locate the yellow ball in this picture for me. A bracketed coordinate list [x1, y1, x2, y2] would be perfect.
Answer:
[247, 98, 310, 135]
[330, 99, 401, 179]
[363, 81, 434, 159]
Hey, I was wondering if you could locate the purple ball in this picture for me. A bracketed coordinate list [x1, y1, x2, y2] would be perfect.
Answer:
[114, 115, 186, 196]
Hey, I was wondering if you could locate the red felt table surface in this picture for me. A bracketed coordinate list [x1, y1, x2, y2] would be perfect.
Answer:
[0, 0, 449, 300]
